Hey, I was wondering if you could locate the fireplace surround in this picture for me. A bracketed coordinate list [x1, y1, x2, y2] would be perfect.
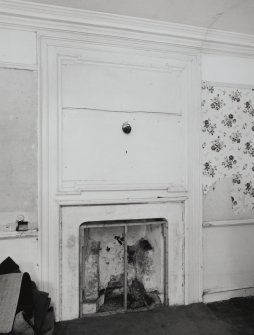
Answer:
[60, 201, 185, 320]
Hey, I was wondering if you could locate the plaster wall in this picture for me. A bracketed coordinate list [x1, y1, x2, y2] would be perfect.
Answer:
[0, 67, 38, 230]
[0, 28, 39, 281]
[202, 54, 254, 87]
[0, 235, 39, 283]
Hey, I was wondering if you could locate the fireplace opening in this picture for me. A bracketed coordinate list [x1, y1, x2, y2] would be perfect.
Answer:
[79, 218, 168, 316]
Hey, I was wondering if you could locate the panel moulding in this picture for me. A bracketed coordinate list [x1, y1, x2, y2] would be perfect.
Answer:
[57, 52, 188, 194]
[38, 25, 202, 320]
[0, 0, 254, 56]
[203, 219, 254, 228]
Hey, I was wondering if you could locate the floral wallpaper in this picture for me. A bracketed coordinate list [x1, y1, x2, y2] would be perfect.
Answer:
[202, 82, 254, 214]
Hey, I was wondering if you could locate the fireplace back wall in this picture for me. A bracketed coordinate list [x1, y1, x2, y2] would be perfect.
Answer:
[80, 219, 168, 315]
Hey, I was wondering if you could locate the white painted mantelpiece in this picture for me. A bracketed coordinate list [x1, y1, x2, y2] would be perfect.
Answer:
[61, 202, 184, 320]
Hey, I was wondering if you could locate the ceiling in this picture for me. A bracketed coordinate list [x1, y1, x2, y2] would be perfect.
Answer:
[19, 0, 254, 35]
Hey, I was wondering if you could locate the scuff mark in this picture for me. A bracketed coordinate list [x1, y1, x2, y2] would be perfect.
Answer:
[66, 234, 76, 248]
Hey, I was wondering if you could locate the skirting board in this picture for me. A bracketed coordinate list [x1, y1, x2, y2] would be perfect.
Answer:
[203, 287, 254, 303]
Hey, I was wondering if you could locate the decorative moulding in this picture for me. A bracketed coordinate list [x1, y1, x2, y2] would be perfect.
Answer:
[203, 287, 254, 303]
[0, 0, 254, 56]
[57, 51, 187, 194]
[0, 229, 38, 240]
[203, 219, 254, 228]
[0, 61, 37, 71]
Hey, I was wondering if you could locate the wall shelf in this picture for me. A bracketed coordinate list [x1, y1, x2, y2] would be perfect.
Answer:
[0, 229, 38, 240]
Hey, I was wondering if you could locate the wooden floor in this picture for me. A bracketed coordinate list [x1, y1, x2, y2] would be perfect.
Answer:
[53, 297, 254, 335]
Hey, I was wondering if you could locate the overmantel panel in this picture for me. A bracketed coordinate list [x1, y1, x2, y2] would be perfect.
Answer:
[51, 44, 192, 194]
[61, 108, 185, 191]
[61, 49, 184, 113]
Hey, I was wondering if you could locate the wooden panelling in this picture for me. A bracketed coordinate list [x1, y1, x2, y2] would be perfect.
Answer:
[61, 108, 185, 190]
[58, 48, 188, 193]
[204, 287, 254, 303]
[39, 36, 201, 320]
[62, 59, 182, 114]
[203, 225, 254, 296]
[0, 235, 39, 283]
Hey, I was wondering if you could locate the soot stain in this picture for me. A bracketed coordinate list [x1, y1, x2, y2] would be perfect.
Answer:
[114, 235, 125, 246]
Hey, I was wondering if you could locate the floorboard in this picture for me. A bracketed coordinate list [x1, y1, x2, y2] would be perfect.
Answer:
[54, 298, 254, 335]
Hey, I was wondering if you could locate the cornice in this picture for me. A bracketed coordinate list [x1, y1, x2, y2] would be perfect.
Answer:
[0, 0, 254, 56]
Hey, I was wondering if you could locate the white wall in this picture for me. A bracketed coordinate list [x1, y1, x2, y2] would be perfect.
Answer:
[0, 28, 39, 283]
[0, 28, 36, 67]
[0, 234, 39, 283]
[201, 53, 254, 302]
[0, 68, 38, 229]
[202, 54, 254, 86]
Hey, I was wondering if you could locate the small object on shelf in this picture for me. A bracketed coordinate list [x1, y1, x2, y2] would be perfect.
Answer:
[16, 215, 28, 232]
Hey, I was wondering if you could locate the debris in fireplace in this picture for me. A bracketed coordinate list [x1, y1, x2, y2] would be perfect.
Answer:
[128, 280, 162, 310]
[80, 222, 166, 316]
[98, 276, 162, 312]
[129, 278, 147, 309]
[105, 274, 124, 301]
[139, 238, 153, 251]
[98, 274, 124, 312]
[98, 236, 161, 312]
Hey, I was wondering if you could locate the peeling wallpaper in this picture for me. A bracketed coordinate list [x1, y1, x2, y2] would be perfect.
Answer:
[202, 82, 254, 215]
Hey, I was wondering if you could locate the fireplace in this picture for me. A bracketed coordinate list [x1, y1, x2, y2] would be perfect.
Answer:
[79, 219, 168, 316]
[60, 202, 185, 321]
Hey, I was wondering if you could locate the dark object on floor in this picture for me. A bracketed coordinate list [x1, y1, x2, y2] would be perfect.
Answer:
[0, 272, 32, 334]
[12, 311, 34, 335]
[0, 256, 20, 275]
[32, 290, 53, 335]
[54, 303, 240, 335]
[12, 308, 55, 335]
[0, 257, 55, 335]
